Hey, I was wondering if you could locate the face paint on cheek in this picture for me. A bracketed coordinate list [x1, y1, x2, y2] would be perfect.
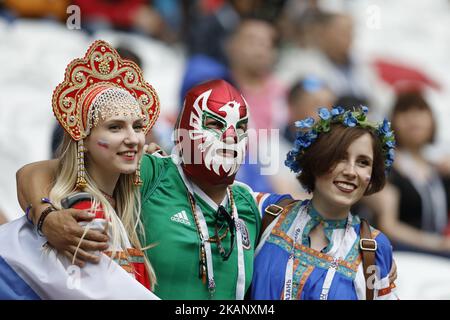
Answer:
[97, 139, 110, 149]
[364, 175, 371, 183]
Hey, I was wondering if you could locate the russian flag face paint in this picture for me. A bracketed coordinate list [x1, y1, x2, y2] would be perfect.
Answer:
[97, 139, 110, 149]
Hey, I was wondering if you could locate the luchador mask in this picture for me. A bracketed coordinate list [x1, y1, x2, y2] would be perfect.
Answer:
[175, 80, 249, 185]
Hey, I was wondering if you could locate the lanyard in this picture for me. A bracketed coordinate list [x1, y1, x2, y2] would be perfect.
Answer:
[283, 204, 309, 300]
[177, 165, 245, 299]
[229, 188, 246, 300]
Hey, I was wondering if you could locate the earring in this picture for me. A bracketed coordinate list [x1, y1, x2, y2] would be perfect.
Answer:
[134, 159, 143, 186]
[76, 139, 87, 189]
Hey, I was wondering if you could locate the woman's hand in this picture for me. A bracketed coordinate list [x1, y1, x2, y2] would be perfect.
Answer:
[42, 209, 109, 267]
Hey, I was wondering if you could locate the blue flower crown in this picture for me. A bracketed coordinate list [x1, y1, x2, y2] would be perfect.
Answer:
[285, 106, 396, 174]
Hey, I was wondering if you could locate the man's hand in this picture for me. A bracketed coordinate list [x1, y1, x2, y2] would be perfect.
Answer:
[42, 209, 109, 267]
[144, 143, 167, 156]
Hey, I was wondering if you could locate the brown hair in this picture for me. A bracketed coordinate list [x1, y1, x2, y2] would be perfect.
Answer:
[297, 124, 386, 195]
[391, 91, 436, 147]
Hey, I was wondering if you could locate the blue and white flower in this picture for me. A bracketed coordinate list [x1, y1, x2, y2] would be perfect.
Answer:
[294, 117, 315, 129]
[343, 113, 358, 127]
[318, 107, 331, 120]
[331, 106, 345, 117]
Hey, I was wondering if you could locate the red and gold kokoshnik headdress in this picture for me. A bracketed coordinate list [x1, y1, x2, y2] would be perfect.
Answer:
[52, 40, 160, 188]
[52, 39, 159, 140]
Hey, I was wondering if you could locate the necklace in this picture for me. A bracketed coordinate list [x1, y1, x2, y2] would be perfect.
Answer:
[187, 187, 235, 295]
[177, 164, 246, 299]
[100, 190, 116, 207]
[187, 195, 230, 243]
[209, 226, 229, 242]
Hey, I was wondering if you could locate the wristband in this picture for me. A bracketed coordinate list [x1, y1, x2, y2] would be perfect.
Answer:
[36, 206, 56, 237]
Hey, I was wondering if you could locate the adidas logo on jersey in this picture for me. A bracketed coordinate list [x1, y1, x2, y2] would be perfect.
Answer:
[170, 210, 191, 226]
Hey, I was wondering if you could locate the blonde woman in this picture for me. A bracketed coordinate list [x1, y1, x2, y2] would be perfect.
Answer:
[0, 40, 160, 299]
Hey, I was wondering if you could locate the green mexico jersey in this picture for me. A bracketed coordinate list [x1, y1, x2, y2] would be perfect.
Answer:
[139, 154, 261, 300]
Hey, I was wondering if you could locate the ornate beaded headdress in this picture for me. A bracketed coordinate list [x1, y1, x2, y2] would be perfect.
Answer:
[52, 40, 160, 188]
[285, 106, 396, 175]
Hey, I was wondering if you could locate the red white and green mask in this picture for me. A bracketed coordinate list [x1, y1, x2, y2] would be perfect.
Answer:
[175, 80, 249, 185]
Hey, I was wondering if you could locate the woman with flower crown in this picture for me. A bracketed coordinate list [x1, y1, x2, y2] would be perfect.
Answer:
[251, 106, 399, 300]
[0, 40, 160, 299]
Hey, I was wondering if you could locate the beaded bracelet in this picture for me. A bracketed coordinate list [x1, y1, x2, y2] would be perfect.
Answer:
[36, 206, 56, 237]
[36, 198, 56, 237]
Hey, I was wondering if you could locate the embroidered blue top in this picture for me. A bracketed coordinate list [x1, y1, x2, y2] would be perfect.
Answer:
[251, 200, 398, 300]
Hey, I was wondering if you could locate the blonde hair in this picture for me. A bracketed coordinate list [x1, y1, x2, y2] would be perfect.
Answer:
[50, 132, 157, 289]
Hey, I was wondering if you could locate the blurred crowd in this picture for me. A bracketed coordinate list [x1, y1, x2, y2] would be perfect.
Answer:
[0, 0, 450, 264]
